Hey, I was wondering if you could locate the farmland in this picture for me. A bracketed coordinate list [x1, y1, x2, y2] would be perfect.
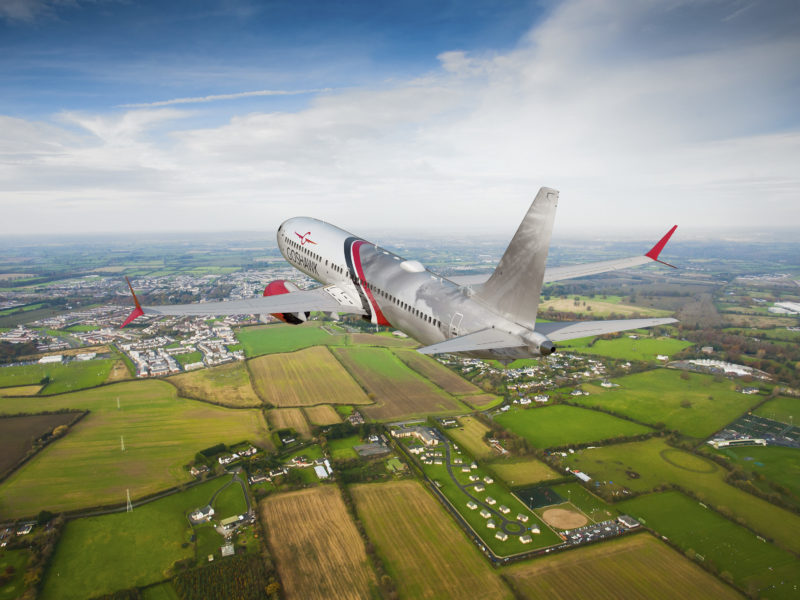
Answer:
[260, 486, 377, 600]
[538, 296, 670, 318]
[393, 348, 482, 395]
[168, 361, 262, 407]
[460, 393, 503, 410]
[504, 533, 740, 600]
[557, 335, 693, 361]
[573, 369, 762, 438]
[0, 359, 117, 395]
[0, 549, 28, 600]
[619, 492, 800, 599]
[40, 478, 227, 600]
[754, 395, 798, 424]
[564, 438, 800, 554]
[249, 346, 371, 407]
[494, 404, 652, 448]
[0, 385, 41, 396]
[352, 481, 512, 600]
[268, 408, 311, 438]
[349, 332, 417, 347]
[445, 416, 494, 459]
[711, 445, 800, 501]
[329, 435, 361, 460]
[0, 380, 269, 518]
[304, 404, 341, 425]
[237, 323, 344, 357]
[488, 458, 561, 487]
[0, 412, 80, 477]
[335, 347, 465, 420]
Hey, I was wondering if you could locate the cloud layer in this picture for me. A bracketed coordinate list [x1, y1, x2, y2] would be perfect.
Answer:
[2, 0, 799, 237]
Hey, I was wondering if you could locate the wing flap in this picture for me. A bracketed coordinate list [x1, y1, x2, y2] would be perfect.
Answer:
[536, 318, 677, 342]
[418, 328, 526, 355]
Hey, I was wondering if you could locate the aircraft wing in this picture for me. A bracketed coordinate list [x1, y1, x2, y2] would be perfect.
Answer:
[122, 280, 365, 327]
[417, 328, 526, 355]
[448, 225, 678, 287]
[535, 318, 677, 342]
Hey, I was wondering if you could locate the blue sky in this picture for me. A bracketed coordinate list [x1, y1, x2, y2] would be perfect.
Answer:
[1, 0, 799, 237]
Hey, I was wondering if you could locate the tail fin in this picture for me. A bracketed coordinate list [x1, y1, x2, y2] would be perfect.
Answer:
[477, 187, 558, 325]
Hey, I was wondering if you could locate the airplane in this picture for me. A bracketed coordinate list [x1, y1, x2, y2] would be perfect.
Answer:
[122, 187, 678, 360]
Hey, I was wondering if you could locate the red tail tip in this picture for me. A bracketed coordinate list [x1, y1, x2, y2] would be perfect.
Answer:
[121, 277, 144, 328]
[645, 225, 678, 261]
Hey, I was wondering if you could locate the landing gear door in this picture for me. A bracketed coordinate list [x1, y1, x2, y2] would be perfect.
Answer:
[449, 312, 463, 337]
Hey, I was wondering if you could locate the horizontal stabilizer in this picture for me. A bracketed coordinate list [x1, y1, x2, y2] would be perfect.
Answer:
[418, 328, 525, 355]
[535, 318, 677, 342]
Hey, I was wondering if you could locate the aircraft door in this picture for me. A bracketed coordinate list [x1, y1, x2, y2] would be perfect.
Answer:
[449, 312, 463, 338]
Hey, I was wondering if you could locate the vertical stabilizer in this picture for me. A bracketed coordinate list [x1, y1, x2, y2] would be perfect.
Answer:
[477, 187, 559, 325]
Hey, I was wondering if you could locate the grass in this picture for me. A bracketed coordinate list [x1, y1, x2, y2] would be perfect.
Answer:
[352, 481, 513, 600]
[237, 322, 344, 357]
[335, 347, 465, 420]
[547, 482, 616, 522]
[142, 582, 179, 600]
[461, 393, 503, 410]
[303, 404, 341, 425]
[563, 438, 800, 554]
[393, 348, 482, 395]
[504, 533, 741, 600]
[168, 361, 262, 407]
[494, 405, 652, 449]
[572, 369, 763, 438]
[39, 478, 227, 600]
[754, 395, 798, 425]
[328, 435, 361, 460]
[711, 445, 800, 501]
[0, 359, 116, 395]
[260, 486, 377, 600]
[268, 408, 311, 438]
[174, 351, 203, 367]
[557, 335, 693, 361]
[0, 380, 269, 518]
[619, 492, 800, 599]
[212, 481, 248, 520]
[488, 458, 562, 487]
[0, 549, 29, 600]
[249, 346, 371, 407]
[539, 296, 671, 318]
[349, 332, 417, 347]
[445, 416, 495, 459]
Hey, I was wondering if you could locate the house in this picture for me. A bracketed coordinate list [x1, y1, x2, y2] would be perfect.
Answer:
[520, 534, 532, 544]
[740, 387, 760, 395]
[480, 509, 491, 519]
[474, 484, 485, 492]
[516, 514, 529, 523]
[314, 465, 329, 479]
[495, 531, 508, 541]
[485, 497, 496, 505]
[534, 394, 549, 403]
[600, 380, 619, 388]
[466, 501, 478, 510]
[618, 515, 641, 529]
[469, 475, 479, 482]
[483, 476, 493, 484]
[499, 505, 510, 514]
[486, 519, 496, 529]
[656, 355, 669, 361]
[190, 506, 215, 523]
[391, 426, 439, 446]
[530, 525, 540, 534]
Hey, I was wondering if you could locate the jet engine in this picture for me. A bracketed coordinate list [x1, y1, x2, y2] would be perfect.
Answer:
[263, 280, 309, 324]
[521, 330, 557, 356]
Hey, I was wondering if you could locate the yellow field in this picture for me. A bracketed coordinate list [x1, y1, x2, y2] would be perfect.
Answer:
[352, 481, 512, 600]
[393, 349, 482, 395]
[249, 346, 371, 407]
[168, 361, 262, 407]
[461, 393, 502, 409]
[505, 534, 740, 600]
[489, 458, 562, 487]
[539, 297, 669, 318]
[260, 486, 376, 600]
[0, 385, 42, 397]
[304, 404, 341, 425]
[268, 408, 311, 438]
[446, 416, 495, 459]
[105, 360, 132, 383]
[349, 333, 417, 347]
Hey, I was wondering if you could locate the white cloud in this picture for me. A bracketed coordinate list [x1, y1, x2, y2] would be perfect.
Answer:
[118, 89, 333, 108]
[1, 0, 799, 236]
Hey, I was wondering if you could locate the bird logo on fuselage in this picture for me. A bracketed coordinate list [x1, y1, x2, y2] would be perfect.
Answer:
[295, 231, 317, 246]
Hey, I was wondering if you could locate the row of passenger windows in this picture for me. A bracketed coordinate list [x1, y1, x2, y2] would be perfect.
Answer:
[356, 276, 441, 328]
[284, 235, 347, 274]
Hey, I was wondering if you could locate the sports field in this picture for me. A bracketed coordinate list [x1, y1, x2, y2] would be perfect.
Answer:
[0, 380, 269, 518]
[260, 486, 376, 600]
[39, 478, 227, 600]
[505, 533, 740, 600]
[249, 346, 371, 406]
[754, 395, 798, 425]
[488, 458, 561, 487]
[304, 404, 341, 425]
[168, 361, 262, 407]
[619, 492, 800, 599]
[393, 348, 482, 395]
[565, 438, 800, 554]
[268, 408, 311, 438]
[445, 416, 495, 459]
[713, 445, 800, 501]
[0, 413, 79, 477]
[0, 359, 116, 395]
[237, 322, 344, 357]
[557, 335, 693, 361]
[494, 405, 652, 448]
[548, 483, 615, 523]
[352, 481, 512, 600]
[335, 347, 465, 420]
[573, 369, 762, 438]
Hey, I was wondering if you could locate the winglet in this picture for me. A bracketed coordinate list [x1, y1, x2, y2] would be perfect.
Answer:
[121, 276, 144, 328]
[645, 225, 678, 268]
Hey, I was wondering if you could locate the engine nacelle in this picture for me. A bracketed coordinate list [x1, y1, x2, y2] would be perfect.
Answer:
[264, 280, 309, 325]
[520, 330, 557, 356]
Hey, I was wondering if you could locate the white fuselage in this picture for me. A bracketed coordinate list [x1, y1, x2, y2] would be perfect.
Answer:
[277, 217, 538, 358]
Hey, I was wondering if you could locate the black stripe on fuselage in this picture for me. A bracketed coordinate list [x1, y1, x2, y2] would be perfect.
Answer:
[343, 236, 372, 320]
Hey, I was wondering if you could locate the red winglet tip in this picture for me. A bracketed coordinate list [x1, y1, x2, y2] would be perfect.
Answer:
[121, 277, 144, 328]
[645, 225, 678, 261]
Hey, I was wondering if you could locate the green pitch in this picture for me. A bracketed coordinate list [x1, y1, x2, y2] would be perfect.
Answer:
[557, 335, 692, 361]
[237, 322, 343, 357]
[0, 359, 115, 395]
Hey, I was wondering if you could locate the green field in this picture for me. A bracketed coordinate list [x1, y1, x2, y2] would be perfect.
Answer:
[754, 396, 798, 425]
[564, 438, 800, 554]
[494, 405, 652, 448]
[0, 380, 269, 518]
[0, 359, 116, 395]
[174, 351, 203, 367]
[237, 322, 344, 357]
[445, 416, 495, 459]
[328, 435, 361, 460]
[712, 445, 800, 501]
[619, 492, 800, 599]
[0, 549, 29, 600]
[40, 478, 228, 600]
[572, 369, 763, 438]
[142, 582, 179, 600]
[557, 334, 692, 361]
[212, 480, 248, 519]
[488, 458, 562, 487]
[547, 482, 616, 523]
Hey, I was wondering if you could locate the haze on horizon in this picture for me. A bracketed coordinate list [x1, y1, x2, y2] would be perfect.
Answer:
[1, 0, 799, 237]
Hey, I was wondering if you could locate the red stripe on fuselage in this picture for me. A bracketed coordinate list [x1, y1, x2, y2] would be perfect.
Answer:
[352, 241, 391, 327]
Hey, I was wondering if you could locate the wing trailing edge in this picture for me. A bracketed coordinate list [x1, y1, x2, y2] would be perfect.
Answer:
[417, 328, 526, 355]
[535, 318, 677, 342]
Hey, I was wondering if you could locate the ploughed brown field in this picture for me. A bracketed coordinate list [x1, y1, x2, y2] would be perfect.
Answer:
[260, 486, 377, 600]
[267, 408, 311, 438]
[393, 348, 482, 395]
[303, 404, 341, 425]
[0, 412, 80, 477]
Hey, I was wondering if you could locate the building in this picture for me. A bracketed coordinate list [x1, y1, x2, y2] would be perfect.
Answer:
[474, 484, 485, 492]
[38, 355, 63, 364]
[480, 509, 491, 519]
[391, 426, 439, 446]
[516, 514, 529, 523]
[499, 505, 510, 514]
[618, 515, 641, 529]
[495, 531, 508, 541]
[466, 501, 478, 510]
[520, 534, 532, 544]
[190, 506, 215, 523]
[707, 438, 767, 449]
[486, 519, 496, 529]
[485, 497, 496, 505]
[314, 465, 329, 479]
[701, 346, 714, 354]
[483, 476, 493, 484]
